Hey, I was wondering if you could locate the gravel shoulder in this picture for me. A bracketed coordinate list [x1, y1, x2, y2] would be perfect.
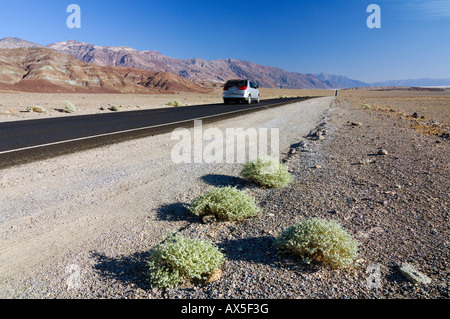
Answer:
[0, 96, 334, 298]
[1, 94, 448, 299]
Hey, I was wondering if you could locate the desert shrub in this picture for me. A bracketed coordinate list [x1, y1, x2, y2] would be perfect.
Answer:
[64, 101, 76, 113]
[167, 100, 184, 107]
[147, 234, 225, 288]
[188, 186, 261, 221]
[110, 105, 121, 111]
[240, 156, 293, 188]
[276, 218, 359, 268]
[26, 105, 48, 114]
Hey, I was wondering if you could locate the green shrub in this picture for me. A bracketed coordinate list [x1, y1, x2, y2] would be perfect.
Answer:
[64, 101, 76, 113]
[26, 105, 49, 114]
[240, 156, 293, 188]
[147, 234, 225, 288]
[188, 186, 261, 221]
[276, 218, 359, 268]
[110, 105, 121, 111]
[167, 100, 184, 107]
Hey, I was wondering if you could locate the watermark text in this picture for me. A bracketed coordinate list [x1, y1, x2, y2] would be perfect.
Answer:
[67, 4, 81, 29]
[171, 120, 280, 165]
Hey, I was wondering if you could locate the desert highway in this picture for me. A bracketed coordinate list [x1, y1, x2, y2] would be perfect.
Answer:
[0, 97, 316, 168]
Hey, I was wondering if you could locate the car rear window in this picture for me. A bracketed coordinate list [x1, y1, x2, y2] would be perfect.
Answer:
[225, 80, 247, 88]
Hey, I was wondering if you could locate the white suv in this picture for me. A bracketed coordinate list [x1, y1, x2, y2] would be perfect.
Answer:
[223, 79, 260, 104]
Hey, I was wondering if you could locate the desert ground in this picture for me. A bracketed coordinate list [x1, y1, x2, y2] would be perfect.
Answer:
[339, 87, 450, 138]
[0, 87, 448, 300]
[0, 88, 336, 122]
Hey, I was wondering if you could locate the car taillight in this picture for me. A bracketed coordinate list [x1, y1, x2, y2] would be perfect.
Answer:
[238, 86, 247, 90]
[223, 87, 229, 90]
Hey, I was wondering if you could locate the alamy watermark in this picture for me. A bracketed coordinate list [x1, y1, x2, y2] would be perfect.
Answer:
[65, 264, 81, 290]
[170, 120, 280, 168]
[67, 4, 81, 29]
[65, 4, 379, 30]
[366, 263, 382, 289]
[367, 4, 381, 29]
[65, 4, 380, 30]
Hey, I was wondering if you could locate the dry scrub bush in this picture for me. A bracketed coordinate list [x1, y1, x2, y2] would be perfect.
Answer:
[147, 234, 225, 288]
[241, 156, 293, 188]
[64, 101, 76, 113]
[26, 105, 48, 114]
[167, 100, 184, 107]
[188, 186, 261, 221]
[276, 218, 359, 268]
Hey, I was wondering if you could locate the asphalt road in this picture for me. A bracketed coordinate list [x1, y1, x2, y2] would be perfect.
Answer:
[0, 97, 316, 168]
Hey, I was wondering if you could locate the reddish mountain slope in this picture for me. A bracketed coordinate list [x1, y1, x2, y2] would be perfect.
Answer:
[47, 40, 332, 89]
[0, 47, 212, 94]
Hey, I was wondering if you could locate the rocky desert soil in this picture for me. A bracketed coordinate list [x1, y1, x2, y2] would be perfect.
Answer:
[0, 89, 448, 300]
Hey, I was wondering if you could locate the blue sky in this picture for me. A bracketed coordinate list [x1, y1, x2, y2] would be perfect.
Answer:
[1, 0, 449, 82]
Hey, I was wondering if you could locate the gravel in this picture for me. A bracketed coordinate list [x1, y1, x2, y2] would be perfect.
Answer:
[1, 96, 448, 300]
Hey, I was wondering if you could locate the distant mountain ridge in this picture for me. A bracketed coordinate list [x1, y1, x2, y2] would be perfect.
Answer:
[45, 40, 333, 89]
[0, 37, 45, 49]
[0, 37, 359, 89]
[315, 73, 369, 89]
[372, 78, 450, 87]
[0, 46, 212, 94]
[1, 37, 448, 89]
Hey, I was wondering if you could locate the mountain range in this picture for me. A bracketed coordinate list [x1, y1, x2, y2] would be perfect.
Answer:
[0, 46, 212, 94]
[45, 39, 338, 89]
[1, 37, 449, 92]
[370, 78, 450, 87]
